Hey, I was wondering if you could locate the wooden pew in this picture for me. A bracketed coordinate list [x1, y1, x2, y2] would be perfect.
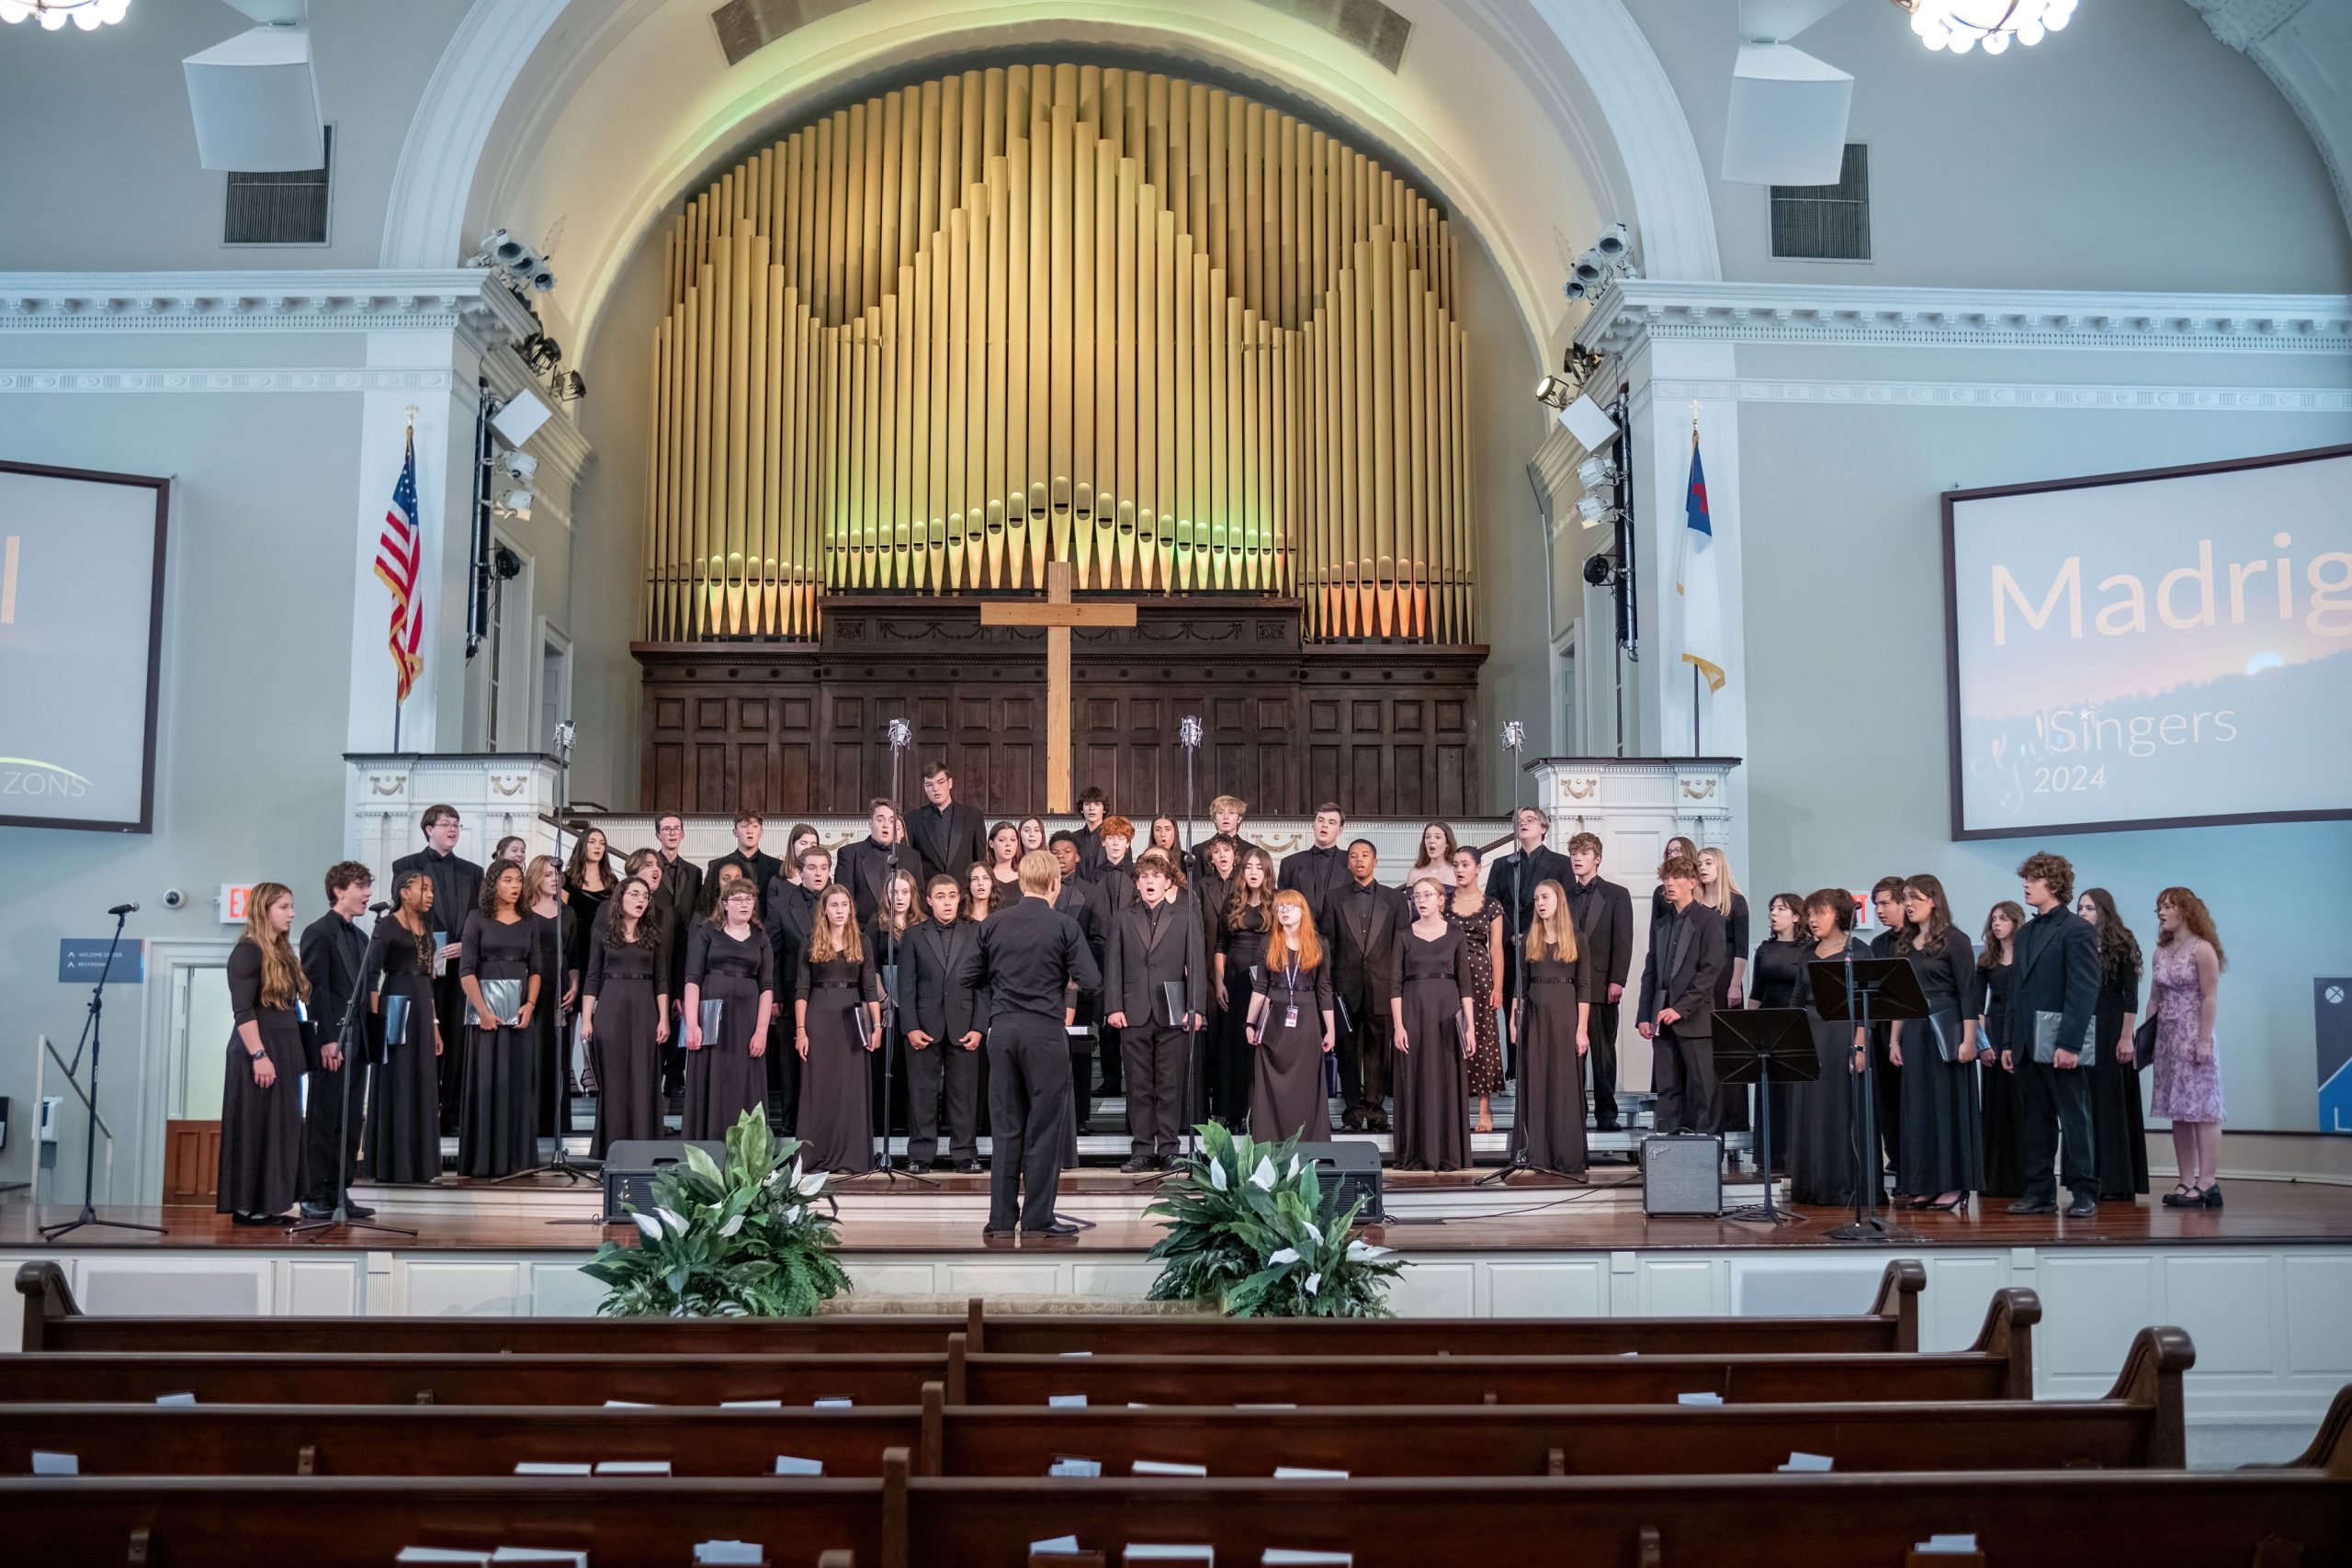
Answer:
[13, 1258, 1930, 1356]
[0, 1327, 2191, 1480]
[6, 1393, 2347, 1568]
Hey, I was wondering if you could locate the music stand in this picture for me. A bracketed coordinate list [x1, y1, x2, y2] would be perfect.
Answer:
[1713, 1008, 1815, 1227]
[1809, 956, 1926, 1243]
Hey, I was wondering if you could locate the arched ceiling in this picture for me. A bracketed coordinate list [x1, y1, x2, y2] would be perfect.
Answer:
[423, 0, 1715, 371]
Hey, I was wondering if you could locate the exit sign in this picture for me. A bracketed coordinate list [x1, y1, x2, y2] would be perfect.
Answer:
[220, 884, 254, 923]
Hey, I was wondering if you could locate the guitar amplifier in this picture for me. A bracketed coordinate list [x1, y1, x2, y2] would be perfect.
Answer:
[602, 1139, 729, 1215]
[1640, 1134, 1724, 1216]
[1296, 1139, 1384, 1222]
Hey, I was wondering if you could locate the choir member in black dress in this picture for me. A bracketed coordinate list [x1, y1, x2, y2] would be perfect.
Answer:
[866, 867, 922, 1154]
[1746, 892, 1809, 1172]
[524, 855, 571, 1139]
[1647, 837, 1701, 926]
[1636, 854, 1728, 1135]
[1563, 833, 1634, 1134]
[1485, 808, 1574, 1032]
[492, 835, 527, 868]
[1407, 820, 1459, 886]
[1193, 835, 1238, 961]
[1787, 889, 1870, 1207]
[362, 869, 445, 1183]
[902, 876, 983, 1170]
[1449, 846, 1507, 1134]
[1104, 854, 1210, 1168]
[297, 862, 376, 1218]
[834, 798, 903, 929]
[563, 826, 619, 979]
[581, 877, 669, 1155]
[1866, 875, 1909, 1192]
[797, 884, 885, 1173]
[1148, 816, 1182, 859]
[458, 863, 543, 1178]
[1019, 817, 1049, 856]
[2076, 886, 2150, 1202]
[1973, 901, 2027, 1200]
[1244, 890, 1337, 1140]
[1513, 879, 1594, 1175]
[957, 851, 1102, 1235]
[908, 761, 990, 887]
[219, 883, 308, 1224]
[391, 804, 481, 1136]
[683, 881, 776, 1139]
[985, 821, 1024, 905]
[1212, 845, 1276, 1127]
[1889, 874, 1983, 1211]
[966, 861, 1001, 922]
[1392, 874, 1478, 1171]
[706, 813, 783, 919]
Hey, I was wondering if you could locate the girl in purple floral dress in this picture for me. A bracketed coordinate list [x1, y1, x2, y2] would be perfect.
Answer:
[2150, 886, 2225, 1209]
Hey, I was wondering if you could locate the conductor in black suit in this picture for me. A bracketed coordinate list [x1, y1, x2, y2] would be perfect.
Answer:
[1329, 839, 1404, 1132]
[956, 851, 1102, 1236]
[1564, 830, 1634, 1133]
[833, 799, 902, 928]
[2003, 851, 2104, 1218]
[707, 812, 782, 917]
[1636, 852, 1728, 1135]
[1102, 853, 1209, 1170]
[907, 761, 989, 886]
[297, 862, 378, 1219]
[1486, 807, 1575, 1043]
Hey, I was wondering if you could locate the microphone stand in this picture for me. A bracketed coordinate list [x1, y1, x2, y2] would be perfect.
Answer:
[869, 717, 933, 1185]
[499, 718, 597, 1188]
[1477, 722, 1542, 1186]
[40, 906, 164, 1241]
[1179, 715, 1203, 1160]
[293, 905, 417, 1240]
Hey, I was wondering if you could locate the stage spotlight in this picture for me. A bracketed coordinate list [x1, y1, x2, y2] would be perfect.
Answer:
[1564, 276, 1589, 301]
[1577, 455, 1618, 490]
[1583, 550, 1623, 588]
[500, 451, 537, 485]
[555, 369, 587, 402]
[492, 546, 524, 581]
[1577, 493, 1618, 529]
[1534, 374, 1575, 411]
[518, 333, 561, 374]
[490, 388, 552, 446]
[495, 488, 533, 519]
[1592, 222, 1630, 262]
[523, 262, 557, 293]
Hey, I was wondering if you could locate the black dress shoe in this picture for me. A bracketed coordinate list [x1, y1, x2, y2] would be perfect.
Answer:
[981, 1226, 1017, 1239]
[956, 1159, 983, 1174]
[299, 1201, 335, 1220]
[2007, 1199, 2056, 1215]
[1023, 1220, 1082, 1236]
[344, 1201, 378, 1219]
[2064, 1195, 2098, 1219]
[1120, 1155, 1154, 1173]
[230, 1212, 288, 1226]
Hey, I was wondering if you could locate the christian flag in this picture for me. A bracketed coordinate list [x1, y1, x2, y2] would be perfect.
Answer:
[373, 426, 425, 704]
[1678, 430, 1726, 694]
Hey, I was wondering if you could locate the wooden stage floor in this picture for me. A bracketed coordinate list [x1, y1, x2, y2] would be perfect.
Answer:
[7, 1172, 2350, 1257]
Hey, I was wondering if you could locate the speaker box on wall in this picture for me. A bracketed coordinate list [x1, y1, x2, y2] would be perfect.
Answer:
[1721, 42, 1851, 186]
[184, 25, 323, 173]
[1641, 1134, 1724, 1216]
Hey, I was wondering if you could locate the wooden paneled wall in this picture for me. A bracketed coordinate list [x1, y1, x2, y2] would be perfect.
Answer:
[644, 62, 1476, 647]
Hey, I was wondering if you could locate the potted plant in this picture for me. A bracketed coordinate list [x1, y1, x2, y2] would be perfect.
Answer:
[1145, 1122, 1402, 1317]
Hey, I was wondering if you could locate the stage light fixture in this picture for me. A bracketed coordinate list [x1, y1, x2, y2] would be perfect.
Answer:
[499, 451, 537, 485]
[1583, 550, 1623, 588]
[1534, 375, 1575, 411]
[1577, 493, 1618, 529]
[1591, 222, 1630, 262]
[495, 488, 534, 519]
[555, 369, 587, 402]
[1577, 455, 1619, 490]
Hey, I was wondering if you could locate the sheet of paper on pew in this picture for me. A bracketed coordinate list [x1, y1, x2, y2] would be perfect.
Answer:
[1050, 1393, 1088, 1407]
[594, 1461, 671, 1475]
[514, 1463, 592, 1476]
[156, 1392, 196, 1406]
[1677, 1393, 1724, 1405]
[1049, 1457, 1102, 1477]
[1780, 1452, 1834, 1472]
[490, 1551, 588, 1565]
[32, 1451, 78, 1475]
[604, 1400, 651, 1408]
[398, 1551, 492, 1564]
[1132, 1460, 1210, 1476]
[1031, 1537, 1084, 1555]
[1236, 1403, 1295, 1410]
[1261, 1552, 1353, 1566]
[774, 1455, 824, 1476]
[1273, 1467, 1349, 1480]
[694, 1544, 764, 1566]
[814, 1397, 854, 1409]
[1916, 1538, 1980, 1555]
[1124, 1548, 1214, 1563]
[722, 1399, 784, 1409]
[1059, 1350, 1093, 1358]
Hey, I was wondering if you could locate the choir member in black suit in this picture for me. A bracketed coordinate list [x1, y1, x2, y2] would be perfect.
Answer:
[902, 876, 983, 1170]
[905, 761, 989, 885]
[957, 851, 1102, 1235]
[457, 862, 542, 1178]
[391, 804, 481, 1136]
[707, 813, 783, 918]
[1048, 832, 1104, 1134]
[1211, 845, 1276, 1128]
[1245, 889, 1336, 1141]
[1696, 847, 1753, 1133]
[1866, 875, 1909, 1190]
[1070, 785, 1110, 873]
[1192, 835, 1238, 958]
[984, 820, 1024, 905]
[296, 863, 377, 1219]
[1787, 889, 1870, 1207]
[652, 813, 705, 927]
[683, 880, 776, 1139]
[581, 876, 669, 1155]
[1391, 874, 1477, 1171]
[1973, 901, 2028, 1200]
[763, 844, 828, 1135]
[1329, 839, 1404, 1132]
[1889, 874, 1982, 1212]
[1187, 795, 1248, 882]
[796, 884, 884, 1173]
[1091, 817, 1140, 1097]
[834, 798, 904, 929]
[1563, 832, 1634, 1133]
[2076, 887, 2150, 1201]
[1104, 853, 1210, 1169]
[1277, 803, 1350, 949]
[1485, 807, 1574, 1022]
[2004, 852, 2103, 1218]
[523, 855, 571, 1140]
[1636, 852, 1727, 1136]
[219, 883, 308, 1225]
[1513, 880, 1594, 1176]
[362, 870, 447, 1184]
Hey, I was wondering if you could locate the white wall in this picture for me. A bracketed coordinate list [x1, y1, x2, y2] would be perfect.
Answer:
[1736, 389, 2352, 1133]
[1624, 0, 2352, 293]
[0, 0, 470, 271]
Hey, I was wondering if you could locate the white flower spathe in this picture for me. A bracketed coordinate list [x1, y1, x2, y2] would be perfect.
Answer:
[1305, 1221, 1322, 1247]
[656, 1206, 688, 1235]
[631, 1213, 662, 1242]
[795, 1166, 828, 1198]
[1346, 1238, 1392, 1261]
[1267, 1247, 1300, 1266]
[1250, 1156, 1277, 1190]
[1209, 1159, 1228, 1191]
[1305, 1272, 1321, 1295]
[718, 1213, 745, 1236]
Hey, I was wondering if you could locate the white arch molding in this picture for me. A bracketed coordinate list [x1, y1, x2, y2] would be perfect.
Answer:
[378, 0, 1721, 367]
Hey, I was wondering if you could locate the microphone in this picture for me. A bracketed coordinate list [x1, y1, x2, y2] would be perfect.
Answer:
[107, 902, 139, 916]
[368, 901, 393, 915]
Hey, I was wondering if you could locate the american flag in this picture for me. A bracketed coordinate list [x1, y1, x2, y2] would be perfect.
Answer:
[374, 426, 424, 703]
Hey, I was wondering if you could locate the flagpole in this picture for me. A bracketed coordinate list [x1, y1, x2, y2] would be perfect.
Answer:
[1690, 403, 1702, 757]
[393, 406, 420, 752]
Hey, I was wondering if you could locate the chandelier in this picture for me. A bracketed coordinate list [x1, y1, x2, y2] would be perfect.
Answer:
[0, 0, 130, 28]
[1894, 0, 2076, 55]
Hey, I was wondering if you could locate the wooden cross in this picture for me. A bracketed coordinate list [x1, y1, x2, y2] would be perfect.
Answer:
[978, 559, 1136, 812]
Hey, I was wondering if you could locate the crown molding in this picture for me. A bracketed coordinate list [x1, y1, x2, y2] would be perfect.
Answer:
[1651, 376, 2352, 415]
[0, 367, 453, 395]
[1576, 278, 2352, 356]
[0, 269, 542, 345]
[2188, 1, 2350, 241]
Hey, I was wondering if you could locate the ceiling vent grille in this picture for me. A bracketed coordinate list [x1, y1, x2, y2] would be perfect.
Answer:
[1770, 142, 1871, 262]
[223, 124, 333, 246]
